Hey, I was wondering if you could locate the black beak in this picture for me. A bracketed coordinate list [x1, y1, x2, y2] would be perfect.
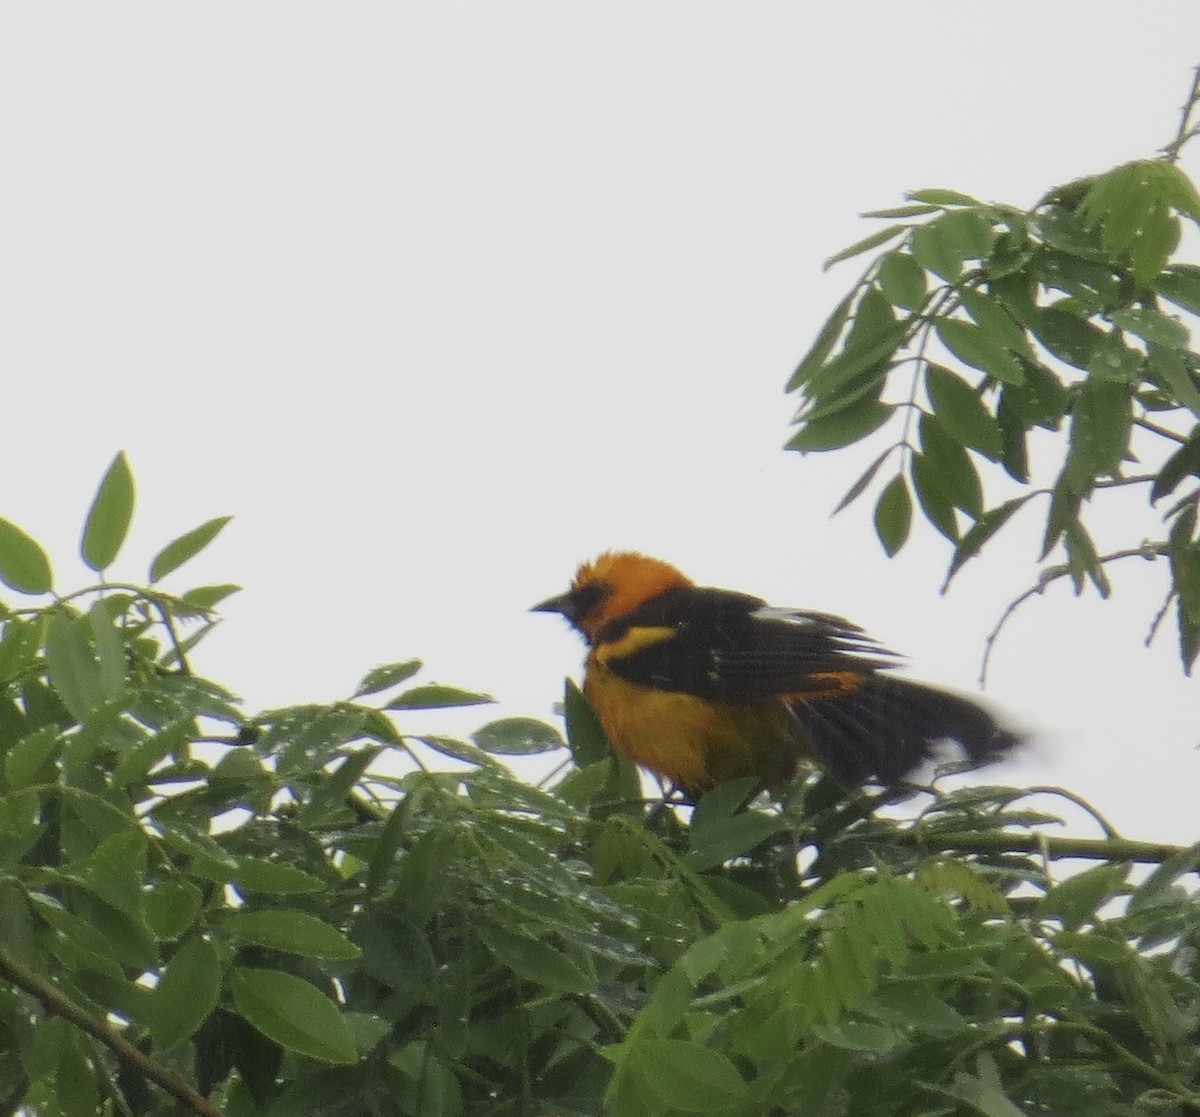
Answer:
[531, 592, 577, 622]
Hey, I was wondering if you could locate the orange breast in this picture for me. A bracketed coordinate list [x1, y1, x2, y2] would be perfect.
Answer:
[582, 656, 803, 792]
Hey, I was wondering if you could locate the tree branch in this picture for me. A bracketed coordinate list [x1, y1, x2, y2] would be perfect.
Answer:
[902, 829, 1186, 865]
[0, 947, 227, 1117]
[979, 543, 1168, 686]
[1162, 64, 1200, 163]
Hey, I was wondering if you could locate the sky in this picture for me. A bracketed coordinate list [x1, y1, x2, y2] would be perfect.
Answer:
[1, 5, 1198, 845]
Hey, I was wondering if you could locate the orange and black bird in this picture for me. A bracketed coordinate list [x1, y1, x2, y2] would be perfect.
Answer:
[533, 552, 1021, 795]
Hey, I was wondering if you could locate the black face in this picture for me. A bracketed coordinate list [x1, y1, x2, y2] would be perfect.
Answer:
[531, 581, 610, 630]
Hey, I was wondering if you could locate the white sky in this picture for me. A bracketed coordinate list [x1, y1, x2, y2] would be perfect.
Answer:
[1, 6, 1198, 844]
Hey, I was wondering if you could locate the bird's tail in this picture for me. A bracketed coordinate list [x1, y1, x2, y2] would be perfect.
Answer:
[786, 674, 1022, 788]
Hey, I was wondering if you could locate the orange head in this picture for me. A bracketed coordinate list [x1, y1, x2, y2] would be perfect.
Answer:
[532, 551, 692, 642]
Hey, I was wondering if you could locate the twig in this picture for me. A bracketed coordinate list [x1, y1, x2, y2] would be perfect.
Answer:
[0, 947, 227, 1117]
[1162, 64, 1200, 163]
[902, 829, 1186, 865]
[979, 544, 1168, 686]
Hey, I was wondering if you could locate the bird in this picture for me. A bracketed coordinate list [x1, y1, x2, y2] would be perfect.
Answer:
[533, 551, 1022, 796]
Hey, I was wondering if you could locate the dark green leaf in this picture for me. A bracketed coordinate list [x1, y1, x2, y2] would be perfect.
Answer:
[1032, 305, 1105, 369]
[1156, 263, 1200, 316]
[787, 293, 854, 392]
[997, 393, 1030, 482]
[563, 677, 611, 768]
[1147, 346, 1200, 420]
[80, 452, 135, 572]
[873, 475, 912, 557]
[1065, 379, 1133, 488]
[484, 925, 596, 994]
[936, 318, 1025, 384]
[936, 208, 996, 261]
[1128, 204, 1179, 283]
[876, 251, 928, 311]
[352, 659, 422, 698]
[925, 365, 1002, 458]
[823, 224, 907, 270]
[472, 716, 565, 755]
[223, 909, 360, 960]
[957, 287, 1031, 356]
[787, 398, 893, 453]
[832, 447, 896, 514]
[230, 967, 357, 1064]
[910, 452, 960, 542]
[911, 220, 962, 281]
[151, 936, 221, 1048]
[919, 414, 982, 517]
[144, 879, 203, 940]
[148, 517, 232, 583]
[1152, 430, 1200, 502]
[942, 498, 1025, 590]
[386, 684, 494, 710]
[0, 518, 53, 595]
[686, 810, 782, 871]
[233, 858, 328, 896]
[861, 203, 939, 218]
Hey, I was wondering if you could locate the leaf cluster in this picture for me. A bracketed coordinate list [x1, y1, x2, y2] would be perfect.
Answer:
[787, 157, 1200, 671]
[0, 458, 1198, 1116]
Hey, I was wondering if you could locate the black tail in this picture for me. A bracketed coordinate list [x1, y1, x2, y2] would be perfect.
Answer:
[786, 675, 1022, 788]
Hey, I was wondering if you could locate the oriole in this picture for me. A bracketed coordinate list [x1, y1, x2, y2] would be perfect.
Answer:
[534, 551, 1020, 795]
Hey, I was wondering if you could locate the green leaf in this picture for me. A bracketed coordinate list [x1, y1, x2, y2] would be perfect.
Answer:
[624, 1038, 748, 1113]
[232, 858, 328, 896]
[1148, 346, 1200, 421]
[1152, 430, 1200, 502]
[910, 452, 960, 542]
[151, 936, 221, 1048]
[148, 516, 232, 583]
[0, 614, 46, 684]
[81, 451, 135, 572]
[0, 518, 53, 595]
[1037, 862, 1129, 930]
[386, 684, 494, 710]
[144, 879, 203, 940]
[935, 318, 1025, 384]
[787, 398, 893, 453]
[873, 475, 912, 557]
[1108, 305, 1188, 349]
[1156, 263, 1200, 316]
[230, 967, 357, 1064]
[563, 677, 612, 768]
[1065, 379, 1133, 488]
[911, 219, 962, 281]
[942, 498, 1024, 590]
[787, 293, 853, 392]
[352, 659, 423, 698]
[907, 187, 981, 207]
[823, 223, 907, 270]
[180, 583, 242, 610]
[832, 447, 895, 514]
[925, 365, 1002, 458]
[861, 202, 939, 219]
[472, 716, 565, 754]
[1032, 305, 1105, 369]
[484, 925, 596, 994]
[686, 809, 782, 872]
[223, 909, 361, 960]
[876, 250, 928, 311]
[957, 287, 1031, 356]
[45, 611, 105, 722]
[5, 726, 61, 789]
[919, 415, 982, 517]
[87, 600, 126, 702]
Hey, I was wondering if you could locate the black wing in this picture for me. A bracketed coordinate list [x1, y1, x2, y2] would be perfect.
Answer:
[595, 585, 900, 703]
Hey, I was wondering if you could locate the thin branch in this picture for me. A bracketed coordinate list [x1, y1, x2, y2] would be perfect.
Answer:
[1135, 416, 1189, 445]
[980, 544, 1169, 686]
[902, 829, 1186, 865]
[1162, 64, 1200, 163]
[0, 947, 227, 1117]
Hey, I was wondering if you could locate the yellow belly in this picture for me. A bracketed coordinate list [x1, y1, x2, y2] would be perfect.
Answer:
[583, 659, 802, 792]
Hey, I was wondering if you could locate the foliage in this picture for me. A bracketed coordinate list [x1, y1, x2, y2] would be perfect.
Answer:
[0, 456, 1198, 1116]
[787, 70, 1200, 675]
